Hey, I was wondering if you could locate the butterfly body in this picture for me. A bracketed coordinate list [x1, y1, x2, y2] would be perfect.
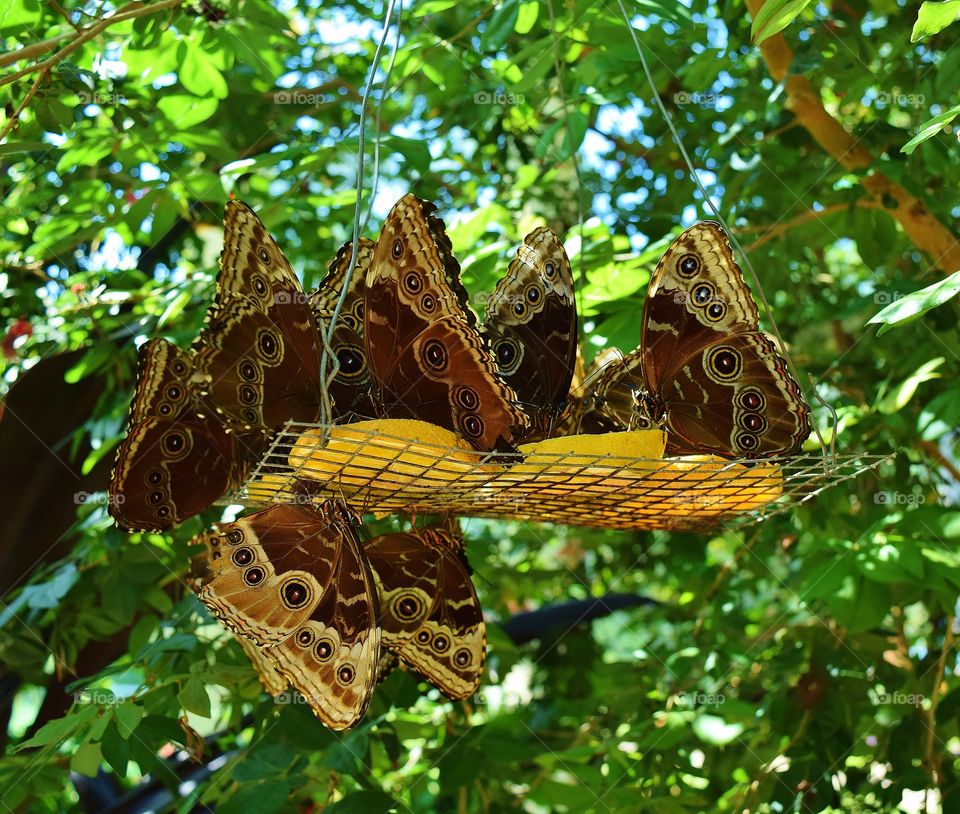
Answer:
[482, 227, 577, 441]
[581, 222, 810, 458]
[364, 194, 528, 452]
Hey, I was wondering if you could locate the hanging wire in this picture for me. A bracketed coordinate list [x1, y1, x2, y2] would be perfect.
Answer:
[318, 0, 402, 431]
[613, 0, 831, 462]
[361, 1, 402, 235]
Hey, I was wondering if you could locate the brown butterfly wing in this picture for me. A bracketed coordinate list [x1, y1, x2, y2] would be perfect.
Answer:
[308, 238, 376, 422]
[660, 332, 811, 457]
[366, 528, 485, 700]
[193, 502, 380, 730]
[638, 222, 810, 457]
[109, 338, 258, 531]
[193, 201, 323, 430]
[481, 228, 578, 440]
[365, 194, 528, 451]
[640, 222, 760, 391]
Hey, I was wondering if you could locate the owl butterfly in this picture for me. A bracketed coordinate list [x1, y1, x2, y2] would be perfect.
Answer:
[192, 201, 324, 431]
[581, 222, 810, 458]
[219, 521, 487, 703]
[308, 238, 377, 423]
[191, 501, 381, 731]
[364, 194, 529, 452]
[366, 522, 485, 700]
[108, 338, 265, 531]
[481, 228, 578, 441]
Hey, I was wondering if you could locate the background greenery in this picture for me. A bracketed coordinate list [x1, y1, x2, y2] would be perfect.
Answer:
[1, 0, 959, 811]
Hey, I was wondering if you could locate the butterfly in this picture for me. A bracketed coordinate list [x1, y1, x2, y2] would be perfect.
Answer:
[108, 338, 265, 531]
[308, 238, 377, 423]
[580, 222, 810, 458]
[366, 522, 485, 700]
[192, 201, 324, 431]
[481, 228, 578, 441]
[364, 194, 529, 452]
[191, 500, 381, 731]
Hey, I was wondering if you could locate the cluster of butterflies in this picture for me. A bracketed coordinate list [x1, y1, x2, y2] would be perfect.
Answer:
[107, 193, 811, 728]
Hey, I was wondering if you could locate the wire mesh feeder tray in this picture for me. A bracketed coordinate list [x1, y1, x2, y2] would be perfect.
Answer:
[226, 420, 891, 532]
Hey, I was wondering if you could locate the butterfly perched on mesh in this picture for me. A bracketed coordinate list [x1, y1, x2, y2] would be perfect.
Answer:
[580, 222, 810, 458]
[110, 202, 325, 530]
[481, 228, 578, 441]
[366, 522, 485, 700]
[108, 338, 266, 531]
[308, 238, 377, 423]
[364, 193, 528, 452]
[191, 500, 381, 730]
[192, 201, 324, 431]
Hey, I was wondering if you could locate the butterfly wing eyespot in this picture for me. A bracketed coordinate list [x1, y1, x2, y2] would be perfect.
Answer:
[454, 386, 480, 410]
[705, 345, 742, 382]
[421, 338, 448, 372]
[232, 547, 254, 566]
[678, 253, 700, 277]
[460, 414, 484, 439]
[243, 566, 265, 585]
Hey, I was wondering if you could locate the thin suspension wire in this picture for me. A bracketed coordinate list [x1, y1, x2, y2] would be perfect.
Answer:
[614, 0, 830, 461]
[361, 0, 402, 235]
[319, 0, 400, 429]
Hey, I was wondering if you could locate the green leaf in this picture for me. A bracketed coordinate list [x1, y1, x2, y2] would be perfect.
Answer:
[114, 701, 145, 739]
[877, 357, 944, 414]
[912, 0, 960, 40]
[751, 0, 813, 43]
[157, 94, 219, 129]
[70, 741, 103, 777]
[515, 0, 539, 34]
[868, 271, 960, 334]
[16, 705, 98, 749]
[901, 104, 960, 154]
[179, 676, 212, 718]
[179, 40, 229, 99]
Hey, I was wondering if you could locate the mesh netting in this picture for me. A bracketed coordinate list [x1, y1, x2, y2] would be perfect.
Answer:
[221, 422, 891, 532]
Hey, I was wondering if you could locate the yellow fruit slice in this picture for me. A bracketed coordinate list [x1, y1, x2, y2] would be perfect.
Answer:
[288, 419, 502, 499]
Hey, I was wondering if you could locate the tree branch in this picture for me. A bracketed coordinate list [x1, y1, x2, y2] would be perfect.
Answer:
[0, 0, 183, 88]
[745, 0, 960, 273]
[736, 200, 882, 251]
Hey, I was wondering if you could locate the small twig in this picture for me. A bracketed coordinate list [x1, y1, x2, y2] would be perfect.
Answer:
[924, 614, 955, 785]
[48, 0, 83, 32]
[918, 440, 960, 484]
[737, 200, 881, 251]
[0, 0, 183, 89]
[0, 68, 49, 143]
